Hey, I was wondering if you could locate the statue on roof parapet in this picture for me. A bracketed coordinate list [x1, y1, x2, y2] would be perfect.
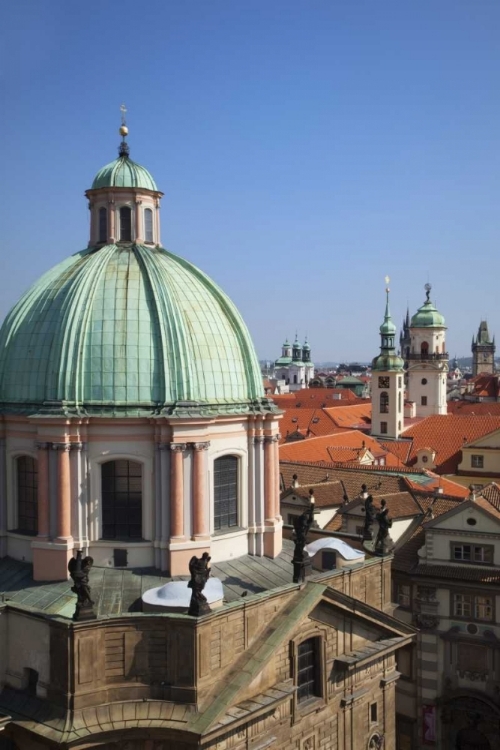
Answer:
[374, 499, 394, 555]
[292, 493, 315, 583]
[68, 550, 96, 621]
[188, 552, 212, 617]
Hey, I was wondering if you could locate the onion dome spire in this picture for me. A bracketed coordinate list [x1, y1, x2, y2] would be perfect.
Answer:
[118, 103, 130, 158]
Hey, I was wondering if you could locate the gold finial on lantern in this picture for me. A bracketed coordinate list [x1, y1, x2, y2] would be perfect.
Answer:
[119, 103, 128, 136]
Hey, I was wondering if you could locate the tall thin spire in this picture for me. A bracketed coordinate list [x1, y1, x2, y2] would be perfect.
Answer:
[118, 103, 130, 158]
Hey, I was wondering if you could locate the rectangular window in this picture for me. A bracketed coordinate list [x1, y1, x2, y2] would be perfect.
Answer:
[453, 593, 493, 622]
[452, 543, 493, 564]
[421, 396, 427, 406]
[370, 702, 378, 723]
[471, 454, 484, 469]
[394, 583, 411, 608]
[214, 456, 238, 530]
[16, 456, 38, 535]
[453, 593, 472, 618]
[380, 421, 388, 435]
[144, 208, 154, 243]
[475, 596, 493, 621]
[297, 638, 321, 703]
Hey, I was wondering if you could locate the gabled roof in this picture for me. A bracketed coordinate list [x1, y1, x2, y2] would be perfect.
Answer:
[422, 495, 500, 527]
[323, 403, 372, 429]
[403, 472, 470, 500]
[281, 481, 346, 508]
[340, 491, 422, 520]
[402, 414, 500, 473]
[279, 407, 345, 443]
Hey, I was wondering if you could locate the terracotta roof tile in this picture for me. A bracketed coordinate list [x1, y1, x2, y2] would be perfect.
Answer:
[281, 482, 346, 508]
[324, 514, 343, 532]
[404, 473, 470, 500]
[380, 440, 412, 464]
[402, 414, 500, 473]
[412, 564, 500, 584]
[279, 408, 345, 443]
[479, 482, 500, 511]
[323, 404, 372, 429]
[447, 400, 500, 416]
[279, 431, 400, 466]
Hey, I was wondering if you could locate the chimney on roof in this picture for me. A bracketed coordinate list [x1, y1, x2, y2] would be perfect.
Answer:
[360, 483, 368, 500]
[292, 473, 299, 488]
[468, 484, 476, 502]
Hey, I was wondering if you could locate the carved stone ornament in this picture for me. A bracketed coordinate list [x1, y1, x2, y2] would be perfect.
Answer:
[414, 613, 439, 629]
[417, 586, 437, 602]
[368, 734, 385, 750]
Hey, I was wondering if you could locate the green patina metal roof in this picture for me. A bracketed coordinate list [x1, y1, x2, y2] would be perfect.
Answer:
[411, 299, 446, 328]
[91, 156, 158, 191]
[0, 244, 264, 414]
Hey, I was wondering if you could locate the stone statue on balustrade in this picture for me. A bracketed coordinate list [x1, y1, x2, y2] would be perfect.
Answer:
[374, 499, 393, 555]
[188, 552, 211, 617]
[363, 490, 376, 541]
[68, 550, 96, 621]
[292, 498, 315, 583]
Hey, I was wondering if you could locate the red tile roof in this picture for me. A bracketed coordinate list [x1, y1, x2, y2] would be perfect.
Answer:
[466, 374, 500, 399]
[380, 440, 412, 465]
[404, 473, 470, 500]
[402, 414, 500, 473]
[447, 400, 500, 416]
[323, 404, 372, 429]
[279, 431, 400, 466]
[279, 408, 345, 443]
[281, 482, 346, 508]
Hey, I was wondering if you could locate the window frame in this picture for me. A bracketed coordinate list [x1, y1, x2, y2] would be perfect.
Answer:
[379, 391, 389, 414]
[119, 205, 132, 242]
[98, 206, 107, 243]
[452, 591, 494, 622]
[471, 454, 484, 469]
[394, 581, 411, 609]
[101, 459, 143, 540]
[380, 421, 388, 435]
[451, 542, 493, 565]
[144, 207, 154, 243]
[213, 455, 239, 532]
[421, 395, 427, 406]
[291, 634, 325, 712]
[15, 455, 38, 536]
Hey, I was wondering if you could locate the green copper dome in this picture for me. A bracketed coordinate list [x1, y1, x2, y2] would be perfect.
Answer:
[411, 300, 446, 328]
[0, 245, 264, 415]
[92, 156, 158, 191]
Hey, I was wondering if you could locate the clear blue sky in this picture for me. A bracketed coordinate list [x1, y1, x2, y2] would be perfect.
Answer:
[1, 1, 499, 362]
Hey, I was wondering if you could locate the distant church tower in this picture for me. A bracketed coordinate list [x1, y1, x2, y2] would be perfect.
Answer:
[407, 284, 448, 417]
[472, 321, 496, 376]
[371, 279, 405, 439]
[399, 307, 411, 370]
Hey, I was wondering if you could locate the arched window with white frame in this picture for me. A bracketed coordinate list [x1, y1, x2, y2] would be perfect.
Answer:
[214, 455, 238, 531]
[144, 208, 154, 243]
[101, 460, 142, 539]
[16, 456, 38, 535]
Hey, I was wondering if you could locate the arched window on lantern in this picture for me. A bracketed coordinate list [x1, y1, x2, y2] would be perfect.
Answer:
[144, 208, 154, 243]
[98, 207, 107, 243]
[119, 206, 132, 242]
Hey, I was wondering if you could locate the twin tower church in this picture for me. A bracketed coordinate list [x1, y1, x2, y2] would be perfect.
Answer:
[0, 124, 282, 581]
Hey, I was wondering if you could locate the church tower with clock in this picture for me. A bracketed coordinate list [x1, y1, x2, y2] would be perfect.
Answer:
[407, 284, 448, 417]
[371, 279, 405, 440]
[472, 321, 496, 376]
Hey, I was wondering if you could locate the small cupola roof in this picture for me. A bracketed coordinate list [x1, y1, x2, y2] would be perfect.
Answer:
[90, 106, 158, 191]
[411, 284, 446, 328]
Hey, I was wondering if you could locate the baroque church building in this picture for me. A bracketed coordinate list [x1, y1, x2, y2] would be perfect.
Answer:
[0, 123, 415, 750]
[0, 124, 283, 581]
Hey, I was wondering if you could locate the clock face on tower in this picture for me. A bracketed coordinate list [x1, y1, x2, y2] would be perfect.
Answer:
[378, 377, 390, 388]
[483, 354, 489, 361]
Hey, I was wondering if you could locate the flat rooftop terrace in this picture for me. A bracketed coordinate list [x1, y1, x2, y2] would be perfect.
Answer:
[0, 541, 296, 619]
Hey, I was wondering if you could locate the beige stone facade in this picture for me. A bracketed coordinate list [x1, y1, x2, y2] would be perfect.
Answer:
[0, 556, 414, 749]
